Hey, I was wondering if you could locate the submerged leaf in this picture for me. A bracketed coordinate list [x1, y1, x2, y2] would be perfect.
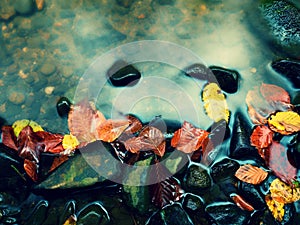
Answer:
[268, 111, 300, 135]
[68, 100, 105, 144]
[266, 142, 297, 185]
[250, 125, 273, 149]
[235, 164, 268, 185]
[171, 121, 209, 154]
[270, 178, 300, 204]
[62, 134, 79, 152]
[96, 119, 129, 142]
[202, 83, 229, 123]
[265, 194, 285, 222]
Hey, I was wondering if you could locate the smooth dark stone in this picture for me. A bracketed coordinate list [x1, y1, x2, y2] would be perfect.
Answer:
[184, 63, 214, 81]
[210, 158, 239, 183]
[14, 0, 34, 15]
[271, 59, 300, 88]
[56, 97, 72, 118]
[205, 202, 249, 225]
[116, 0, 134, 8]
[209, 66, 239, 93]
[237, 181, 266, 211]
[146, 203, 194, 225]
[181, 193, 210, 225]
[107, 60, 141, 87]
[230, 112, 260, 160]
[76, 202, 110, 225]
[183, 164, 211, 193]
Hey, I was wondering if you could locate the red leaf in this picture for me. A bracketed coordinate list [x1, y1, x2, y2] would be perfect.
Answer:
[124, 114, 143, 134]
[35, 131, 64, 153]
[1, 125, 18, 151]
[96, 119, 129, 142]
[24, 159, 38, 182]
[246, 84, 293, 125]
[266, 141, 297, 185]
[149, 161, 184, 208]
[260, 83, 290, 104]
[250, 125, 273, 149]
[17, 126, 41, 162]
[68, 100, 106, 143]
[171, 121, 209, 154]
[123, 126, 166, 157]
[49, 155, 69, 173]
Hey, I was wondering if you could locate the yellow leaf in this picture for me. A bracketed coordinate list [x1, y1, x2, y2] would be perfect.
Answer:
[235, 164, 268, 185]
[12, 119, 44, 137]
[265, 194, 285, 222]
[202, 83, 229, 123]
[62, 134, 80, 151]
[62, 215, 77, 225]
[268, 111, 300, 135]
[270, 178, 300, 204]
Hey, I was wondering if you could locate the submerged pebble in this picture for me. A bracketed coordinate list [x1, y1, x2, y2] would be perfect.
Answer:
[209, 66, 239, 93]
[183, 164, 211, 193]
[56, 96, 72, 118]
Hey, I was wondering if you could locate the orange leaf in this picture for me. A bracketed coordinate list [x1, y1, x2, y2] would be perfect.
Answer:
[250, 125, 273, 149]
[234, 164, 268, 185]
[96, 119, 129, 142]
[49, 155, 69, 173]
[124, 114, 143, 134]
[68, 100, 105, 143]
[230, 194, 254, 211]
[171, 121, 209, 154]
[24, 159, 38, 182]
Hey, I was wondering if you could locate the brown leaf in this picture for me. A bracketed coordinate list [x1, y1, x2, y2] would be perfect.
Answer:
[171, 121, 209, 154]
[230, 194, 255, 211]
[124, 114, 143, 134]
[1, 125, 18, 151]
[260, 83, 290, 105]
[49, 155, 69, 173]
[68, 100, 105, 143]
[35, 131, 64, 153]
[250, 125, 273, 149]
[235, 164, 268, 185]
[96, 119, 129, 142]
[24, 159, 38, 182]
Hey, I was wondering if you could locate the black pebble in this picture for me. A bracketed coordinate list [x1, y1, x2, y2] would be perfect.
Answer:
[107, 60, 141, 87]
[184, 63, 214, 81]
[271, 59, 300, 88]
[209, 66, 239, 93]
[56, 97, 72, 118]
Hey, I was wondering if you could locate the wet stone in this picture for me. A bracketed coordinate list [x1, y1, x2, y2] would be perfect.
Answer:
[146, 203, 194, 225]
[116, 0, 134, 8]
[184, 63, 214, 81]
[210, 158, 239, 183]
[209, 66, 239, 93]
[271, 59, 300, 89]
[205, 202, 249, 225]
[107, 60, 141, 87]
[14, 0, 35, 15]
[8, 90, 25, 105]
[76, 202, 110, 225]
[56, 96, 72, 118]
[0, 1, 16, 20]
[183, 164, 211, 193]
[40, 62, 56, 76]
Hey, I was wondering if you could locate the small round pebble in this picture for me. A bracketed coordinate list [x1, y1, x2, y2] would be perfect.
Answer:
[45, 86, 55, 95]
[8, 91, 25, 105]
[40, 62, 56, 76]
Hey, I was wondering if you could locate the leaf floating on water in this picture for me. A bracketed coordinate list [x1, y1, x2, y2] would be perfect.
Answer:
[124, 114, 143, 134]
[266, 142, 297, 185]
[268, 111, 300, 135]
[68, 100, 105, 144]
[12, 119, 44, 137]
[265, 194, 285, 222]
[260, 83, 290, 105]
[24, 158, 38, 182]
[35, 131, 64, 154]
[62, 134, 79, 153]
[202, 83, 230, 123]
[171, 121, 209, 154]
[235, 164, 268, 185]
[1, 125, 18, 151]
[270, 178, 300, 204]
[246, 83, 293, 125]
[250, 125, 273, 149]
[96, 119, 129, 142]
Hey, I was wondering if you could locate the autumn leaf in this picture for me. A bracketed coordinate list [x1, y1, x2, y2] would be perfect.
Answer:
[246, 83, 293, 125]
[24, 158, 38, 182]
[149, 160, 184, 208]
[202, 83, 230, 123]
[234, 164, 268, 185]
[35, 131, 64, 154]
[265, 194, 285, 222]
[269, 178, 300, 204]
[266, 141, 297, 185]
[68, 100, 106, 144]
[49, 155, 69, 173]
[96, 119, 129, 142]
[268, 111, 300, 135]
[1, 125, 18, 151]
[230, 193, 255, 211]
[171, 121, 209, 154]
[62, 215, 77, 225]
[250, 125, 273, 149]
[12, 119, 43, 137]
[124, 114, 143, 134]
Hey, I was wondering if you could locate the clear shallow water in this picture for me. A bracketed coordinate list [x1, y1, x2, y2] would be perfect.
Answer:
[1, 0, 294, 133]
